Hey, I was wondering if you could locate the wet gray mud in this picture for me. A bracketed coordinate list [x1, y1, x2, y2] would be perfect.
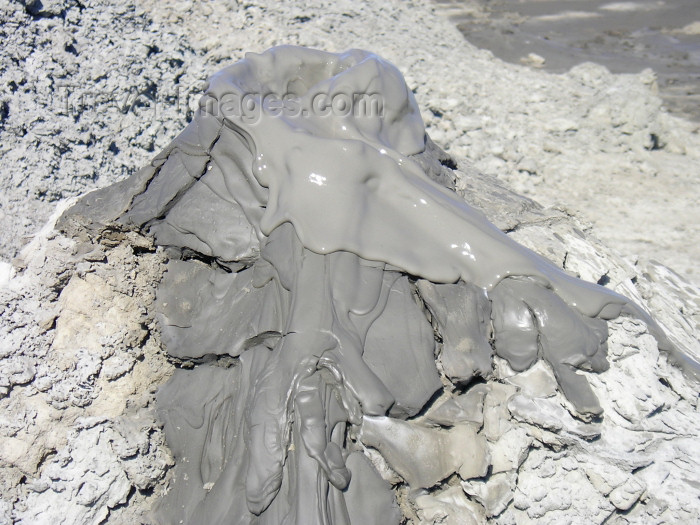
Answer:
[437, 0, 700, 121]
[57, 46, 700, 524]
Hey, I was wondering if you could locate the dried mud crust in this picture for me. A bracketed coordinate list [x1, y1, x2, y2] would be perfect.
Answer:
[1, 1, 699, 524]
[0, 213, 174, 525]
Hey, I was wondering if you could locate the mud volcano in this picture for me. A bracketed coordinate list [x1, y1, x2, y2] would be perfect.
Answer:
[57, 46, 699, 524]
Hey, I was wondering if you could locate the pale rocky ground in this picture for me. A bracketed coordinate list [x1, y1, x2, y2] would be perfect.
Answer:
[0, 0, 699, 524]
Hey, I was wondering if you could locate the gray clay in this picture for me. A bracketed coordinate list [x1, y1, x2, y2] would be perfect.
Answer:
[57, 46, 700, 524]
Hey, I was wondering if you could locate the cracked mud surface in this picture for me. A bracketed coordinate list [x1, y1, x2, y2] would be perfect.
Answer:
[1, 1, 699, 524]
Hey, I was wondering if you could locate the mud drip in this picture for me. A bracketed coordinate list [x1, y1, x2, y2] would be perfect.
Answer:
[57, 46, 699, 525]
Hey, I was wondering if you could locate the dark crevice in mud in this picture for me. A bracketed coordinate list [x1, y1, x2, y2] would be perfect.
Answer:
[120, 163, 170, 227]
[0, 101, 9, 127]
[562, 251, 570, 270]
[131, 243, 156, 255]
[538, 439, 568, 454]
[574, 412, 604, 427]
[141, 123, 223, 223]
[198, 354, 239, 368]
[451, 376, 489, 396]
[167, 58, 185, 69]
[244, 331, 282, 350]
[646, 133, 662, 151]
[646, 404, 664, 418]
[138, 486, 155, 498]
[127, 151, 216, 229]
[101, 485, 136, 523]
[439, 157, 458, 170]
[173, 248, 235, 273]
[406, 387, 447, 422]
[48, 270, 73, 296]
[478, 464, 493, 482]
[64, 42, 79, 56]
[602, 497, 644, 523]
[145, 169, 198, 219]
[631, 463, 652, 475]
[501, 215, 566, 236]
[501, 225, 519, 235]
[168, 353, 240, 370]
[107, 141, 120, 155]
[35, 449, 58, 473]
[121, 82, 160, 114]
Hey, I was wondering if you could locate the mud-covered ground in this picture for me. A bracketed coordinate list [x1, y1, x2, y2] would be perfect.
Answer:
[1, 1, 699, 523]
